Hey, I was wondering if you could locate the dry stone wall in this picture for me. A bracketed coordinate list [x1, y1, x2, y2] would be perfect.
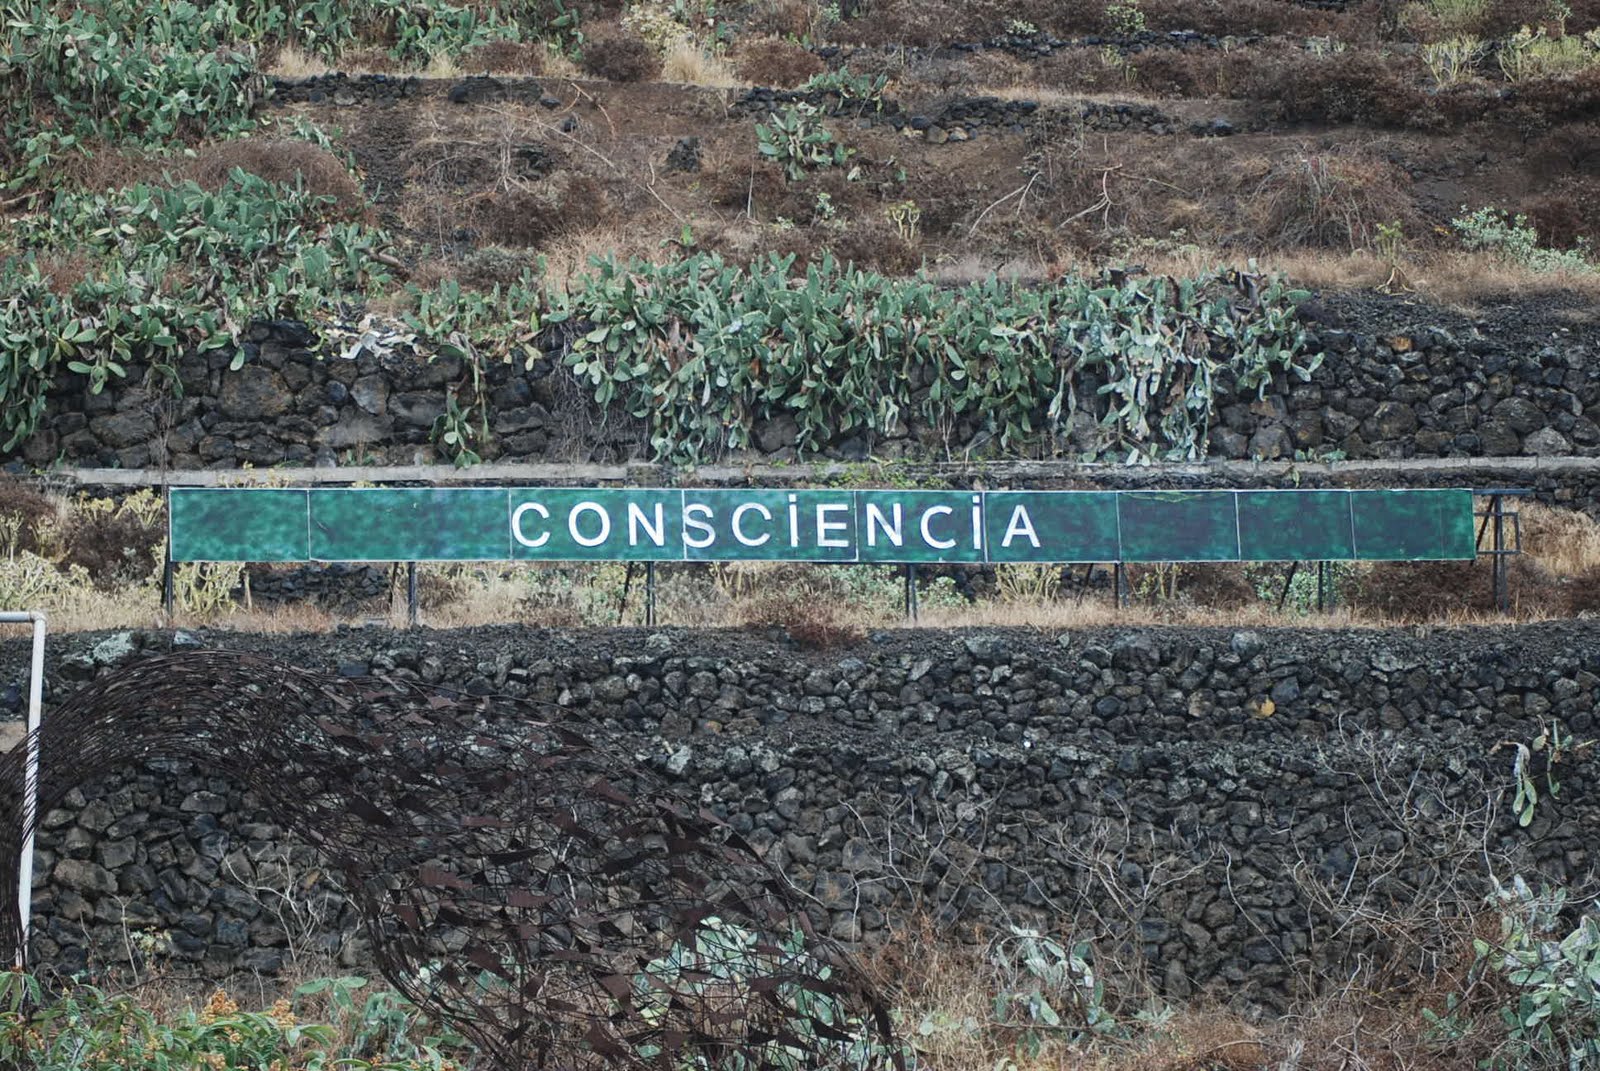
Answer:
[7, 295, 1596, 479]
[5, 624, 1598, 1005]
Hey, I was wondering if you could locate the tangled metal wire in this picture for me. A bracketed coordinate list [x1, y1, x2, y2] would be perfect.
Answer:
[0, 651, 902, 1069]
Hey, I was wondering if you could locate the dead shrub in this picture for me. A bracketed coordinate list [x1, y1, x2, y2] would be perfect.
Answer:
[736, 587, 866, 649]
[59, 510, 161, 590]
[732, 36, 824, 87]
[455, 245, 538, 288]
[1244, 146, 1421, 250]
[0, 480, 57, 555]
[1477, 0, 1560, 36]
[1350, 556, 1571, 619]
[402, 136, 499, 190]
[780, 167, 874, 218]
[1260, 53, 1421, 126]
[1165, 562, 1259, 609]
[1128, 48, 1225, 96]
[459, 40, 545, 75]
[33, 252, 93, 296]
[1523, 189, 1592, 248]
[580, 32, 660, 82]
[1528, 122, 1600, 174]
[823, 218, 922, 274]
[470, 173, 612, 247]
[744, 0, 819, 39]
[1139, 0, 1341, 35]
[707, 158, 787, 213]
[1503, 68, 1600, 131]
[829, 0, 1004, 46]
[1520, 500, 1600, 576]
[183, 139, 365, 215]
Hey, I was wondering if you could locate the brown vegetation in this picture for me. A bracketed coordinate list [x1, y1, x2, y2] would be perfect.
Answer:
[0, 479, 56, 555]
[731, 36, 825, 87]
[579, 32, 660, 82]
[457, 39, 545, 75]
[76, 138, 366, 216]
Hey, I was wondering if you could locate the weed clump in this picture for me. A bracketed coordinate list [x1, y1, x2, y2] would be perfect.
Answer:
[732, 36, 825, 87]
[580, 32, 661, 82]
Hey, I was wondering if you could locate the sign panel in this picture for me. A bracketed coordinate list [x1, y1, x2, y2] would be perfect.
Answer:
[170, 488, 308, 562]
[509, 488, 683, 562]
[169, 487, 1480, 565]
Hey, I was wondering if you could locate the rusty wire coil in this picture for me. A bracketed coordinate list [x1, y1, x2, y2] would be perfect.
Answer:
[0, 651, 903, 1069]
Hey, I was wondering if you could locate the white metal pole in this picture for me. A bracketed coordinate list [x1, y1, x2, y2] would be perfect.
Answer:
[0, 611, 45, 969]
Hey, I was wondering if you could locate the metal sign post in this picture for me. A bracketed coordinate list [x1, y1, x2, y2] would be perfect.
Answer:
[1, 611, 46, 968]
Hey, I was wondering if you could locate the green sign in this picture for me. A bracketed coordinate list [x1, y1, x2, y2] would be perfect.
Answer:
[169, 487, 1478, 564]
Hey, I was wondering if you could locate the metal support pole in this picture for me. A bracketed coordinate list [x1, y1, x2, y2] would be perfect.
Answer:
[645, 561, 657, 628]
[617, 561, 636, 625]
[904, 564, 919, 622]
[1276, 561, 1301, 613]
[1492, 493, 1508, 614]
[162, 486, 174, 616]
[1316, 561, 1327, 613]
[1, 612, 46, 968]
[1114, 563, 1126, 609]
[406, 562, 418, 628]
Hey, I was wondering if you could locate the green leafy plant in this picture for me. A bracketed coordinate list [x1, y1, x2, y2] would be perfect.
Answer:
[756, 103, 855, 180]
[0, 971, 470, 1070]
[800, 67, 890, 112]
[432, 390, 486, 467]
[988, 926, 1124, 1059]
[632, 917, 911, 1069]
[1426, 877, 1600, 1070]
[0, 169, 389, 449]
[885, 199, 922, 241]
[1423, 34, 1485, 84]
[1452, 205, 1595, 273]
[1494, 718, 1595, 826]
[1104, 0, 1146, 35]
[1497, 24, 1597, 81]
[555, 253, 1320, 466]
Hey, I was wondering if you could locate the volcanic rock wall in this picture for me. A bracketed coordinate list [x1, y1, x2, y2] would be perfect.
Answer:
[6, 624, 1597, 1004]
[9, 294, 1597, 477]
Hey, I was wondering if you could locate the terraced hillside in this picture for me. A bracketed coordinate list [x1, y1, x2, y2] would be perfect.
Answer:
[2, 0, 1598, 475]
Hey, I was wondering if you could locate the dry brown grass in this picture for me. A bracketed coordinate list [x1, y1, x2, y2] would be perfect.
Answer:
[539, 48, 585, 81]
[1522, 500, 1600, 575]
[660, 41, 744, 87]
[1123, 245, 1600, 308]
[265, 43, 331, 78]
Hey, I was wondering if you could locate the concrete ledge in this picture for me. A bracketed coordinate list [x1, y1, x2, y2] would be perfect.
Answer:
[38, 455, 1600, 489]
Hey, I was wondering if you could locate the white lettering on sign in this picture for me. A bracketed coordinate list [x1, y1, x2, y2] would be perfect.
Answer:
[816, 503, 850, 548]
[1001, 505, 1040, 548]
[865, 502, 902, 547]
[628, 502, 666, 547]
[568, 502, 611, 548]
[732, 503, 772, 547]
[920, 506, 956, 550]
[511, 501, 551, 547]
[683, 503, 715, 549]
